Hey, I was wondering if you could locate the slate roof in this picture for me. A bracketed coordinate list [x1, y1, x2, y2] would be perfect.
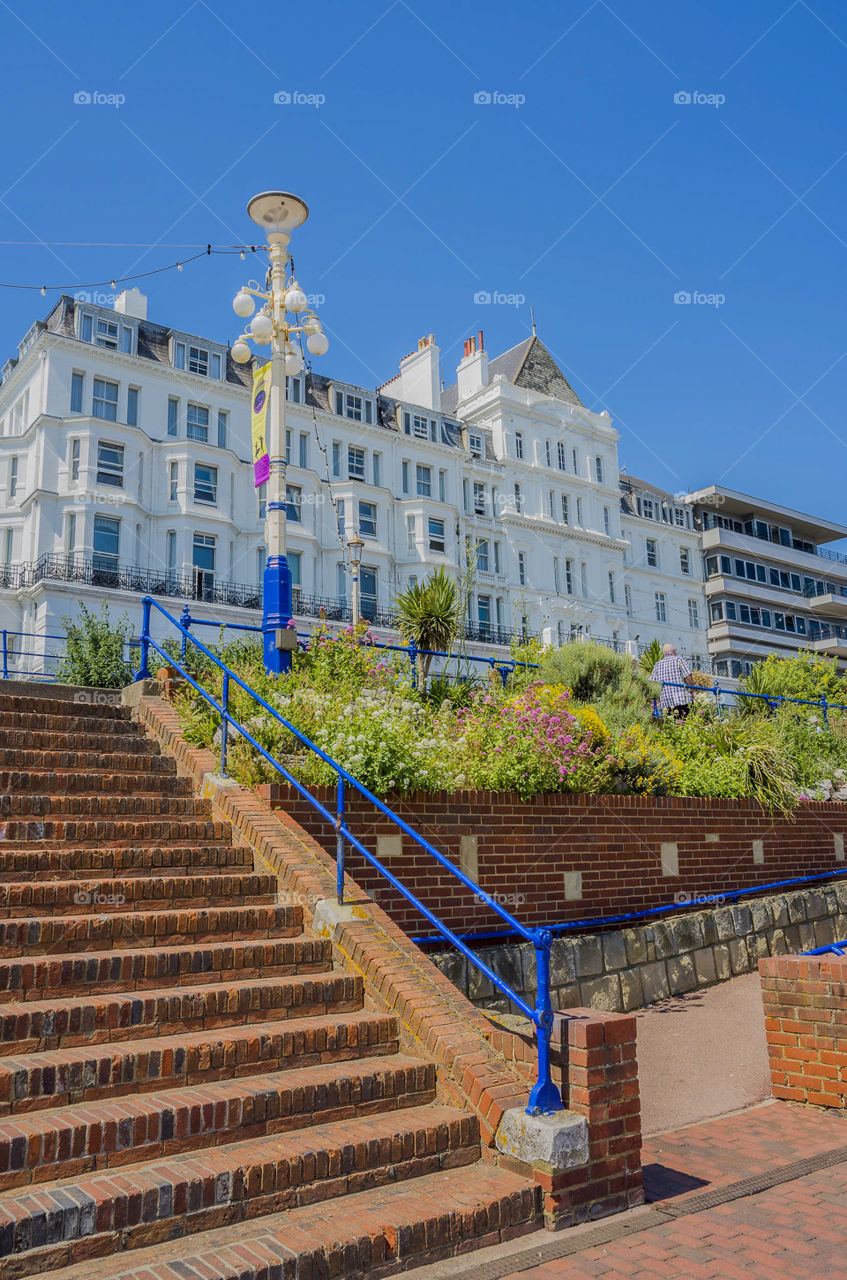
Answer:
[440, 335, 584, 415]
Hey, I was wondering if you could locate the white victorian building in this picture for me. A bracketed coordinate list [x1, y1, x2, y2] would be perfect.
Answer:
[0, 288, 710, 674]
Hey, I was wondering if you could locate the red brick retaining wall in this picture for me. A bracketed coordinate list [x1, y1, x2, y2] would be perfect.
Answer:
[760, 954, 847, 1109]
[261, 784, 847, 936]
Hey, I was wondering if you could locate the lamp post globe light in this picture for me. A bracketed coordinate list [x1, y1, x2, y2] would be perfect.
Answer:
[232, 191, 330, 674]
[346, 531, 365, 626]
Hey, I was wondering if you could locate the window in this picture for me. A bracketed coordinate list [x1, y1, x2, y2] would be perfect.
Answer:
[710, 603, 723, 622]
[257, 483, 267, 520]
[192, 533, 215, 596]
[416, 464, 432, 497]
[93, 514, 120, 573]
[348, 446, 365, 480]
[167, 398, 178, 437]
[70, 372, 84, 414]
[545, 440, 551, 467]
[608, 571, 616, 604]
[173, 341, 185, 369]
[287, 550, 301, 589]
[557, 441, 566, 471]
[576, 496, 583, 526]
[127, 387, 139, 427]
[401, 460, 409, 494]
[188, 346, 209, 376]
[286, 376, 302, 404]
[96, 442, 124, 487]
[473, 482, 486, 516]
[655, 592, 667, 623]
[95, 318, 118, 349]
[553, 556, 560, 592]
[625, 584, 632, 616]
[674, 508, 686, 528]
[641, 497, 655, 520]
[169, 461, 178, 501]
[92, 379, 118, 422]
[372, 452, 381, 486]
[595, 456, 604, 483]
[580, 563, 588, 596]
[680, 547, 690, 575]
[469, 432, 483, 457]
[572, 447, 578, 473]
[494, 542, 501, 573]
[515, 431, 524, 459]
[80, 313, 92, 343]
[604, 506, 611, 536]
[513, 482, 522, 513]
[477, 595, 491, 630]
[476, 539, 489, 572]
[9, 457, 18, 499]
[439, 470, 447, 502]
[561, 494, 569, 525]
[331, 442, 341, 478]
[428, 517, 445, 553]
[406, 514, 416, 551]
[194, 463, 218, 505]
[285, 484, 302, 522]
[413, 413, 429, 439]
[336, 390, 373, 423]
[217, 411, 228, 449]
[518, 551, 527, 586]
[70, 438, 80, 482]
[646, 538, 658, 567]
[187, 404, 209, 442]
[65, 512, 76, 554]
[336, 500, 345, 540]
[549, 490, 556, 519]
[564, 559, 574, 594]
[688, 599, 700, 628]
[359, 500, 377, 538]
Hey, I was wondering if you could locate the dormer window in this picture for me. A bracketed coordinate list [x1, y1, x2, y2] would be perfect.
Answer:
[95, 318, 118, 349]
[335, 389, 373, 423]
[286, 375, 304, 403]
[77, 312, 135, 354]
[189, 346, 208, 375]
[403, 410, 438, 442]
[469, 432, 483, 457]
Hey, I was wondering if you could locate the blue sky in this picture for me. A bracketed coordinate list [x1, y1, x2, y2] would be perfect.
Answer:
[1, 0, 846, 531]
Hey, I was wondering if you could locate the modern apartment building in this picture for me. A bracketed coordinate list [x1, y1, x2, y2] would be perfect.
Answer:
[688, 485, 847, 677]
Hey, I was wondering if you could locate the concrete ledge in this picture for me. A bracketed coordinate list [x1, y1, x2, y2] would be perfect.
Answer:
[121, 679, 159, 708]
[0, 680, 124, 703]
[496, 1107, 589, 1172]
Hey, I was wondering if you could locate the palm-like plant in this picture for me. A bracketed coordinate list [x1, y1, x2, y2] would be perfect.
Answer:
[638, 638, 663, 677]
[394, 567, 460, 684]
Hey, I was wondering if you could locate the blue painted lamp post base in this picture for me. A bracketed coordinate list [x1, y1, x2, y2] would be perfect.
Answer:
[263, 557, 293, 675]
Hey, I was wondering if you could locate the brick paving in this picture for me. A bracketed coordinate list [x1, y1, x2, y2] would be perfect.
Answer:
[493, 1101, 847, 1280]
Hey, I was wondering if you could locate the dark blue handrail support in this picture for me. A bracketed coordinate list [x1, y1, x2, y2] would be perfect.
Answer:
[134, 597, 562, 1116]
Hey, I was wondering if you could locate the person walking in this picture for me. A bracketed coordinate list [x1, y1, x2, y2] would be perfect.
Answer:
[650, 644, 694, 719]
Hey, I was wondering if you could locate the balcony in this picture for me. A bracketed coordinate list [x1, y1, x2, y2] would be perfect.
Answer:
[6, 554, 263, 609]
[804, 592, 847, 621]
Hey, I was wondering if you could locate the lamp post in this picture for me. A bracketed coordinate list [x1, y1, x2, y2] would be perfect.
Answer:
[230, 191, 329, 675]
[347, 531, 364, 626]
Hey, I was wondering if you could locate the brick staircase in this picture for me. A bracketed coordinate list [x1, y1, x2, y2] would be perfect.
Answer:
[0, 687, 541, 1279]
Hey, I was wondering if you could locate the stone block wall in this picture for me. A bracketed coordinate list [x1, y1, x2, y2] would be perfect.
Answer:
[432, 882, 847, 1015]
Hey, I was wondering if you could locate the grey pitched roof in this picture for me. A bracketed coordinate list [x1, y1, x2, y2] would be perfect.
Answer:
[440, 335, 584, 416]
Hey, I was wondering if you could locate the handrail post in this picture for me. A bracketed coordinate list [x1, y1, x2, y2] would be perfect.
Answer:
[822, 694, 829, 728]
[135, 599, 152, 681]
[1, 631, 7, 680]
[713, 681, 721, 715]
[409, 639, 418, 690]
[336, 776, 345, 905]
[220, 670, 229, 777]
[527, 929, 563, 1115]
[180, 605, 192, 662]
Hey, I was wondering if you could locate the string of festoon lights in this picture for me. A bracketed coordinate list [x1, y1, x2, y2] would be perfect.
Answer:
[0, 245, 264, 294]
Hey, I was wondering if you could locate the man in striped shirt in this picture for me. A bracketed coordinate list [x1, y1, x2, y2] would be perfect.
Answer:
[650, 644, 694, 718]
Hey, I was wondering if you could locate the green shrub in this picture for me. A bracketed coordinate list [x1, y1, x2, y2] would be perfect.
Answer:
[740, 650, 847, 707]
[57, 604, 133, 688]
[538, 641, 656, 731]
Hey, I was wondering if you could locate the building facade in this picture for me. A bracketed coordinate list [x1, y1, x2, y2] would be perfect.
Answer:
[3, 288, 838, 679]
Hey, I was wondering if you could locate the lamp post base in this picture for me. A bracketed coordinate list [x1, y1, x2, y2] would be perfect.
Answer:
[262, 556, 293, 675]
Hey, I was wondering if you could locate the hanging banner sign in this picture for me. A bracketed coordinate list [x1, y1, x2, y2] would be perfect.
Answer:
[251, 362, 271, 487]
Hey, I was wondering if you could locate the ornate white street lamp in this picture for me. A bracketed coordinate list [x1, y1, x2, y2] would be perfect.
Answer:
[347, 530, 364, 626]
[231, 190, 329, 674]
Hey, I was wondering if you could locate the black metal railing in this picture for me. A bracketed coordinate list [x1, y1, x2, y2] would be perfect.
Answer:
[9, 554, 263, 609]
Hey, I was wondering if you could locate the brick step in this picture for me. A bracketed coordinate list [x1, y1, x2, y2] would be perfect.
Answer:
[0, 844, 251, 882]
[0, 749, 171, 775]
[0, 1054, 434, 1190]
[30, 1162, 539, 1280]
[0, 1103, 479, 1276]
[0, 903, 303, 958]
[0, 817, 229, 846]
[0, 1009, 396, 1112]
[0, 712, 139, 736]
[0, 972, 362, 1055]
[0, 770, 191, 797]
[0, 731, 155, 756]
[0, 696, 130, 722]
[0, 872, 277, 918]
[0, 794, 211, 819]
[0, 935, 329, 1006]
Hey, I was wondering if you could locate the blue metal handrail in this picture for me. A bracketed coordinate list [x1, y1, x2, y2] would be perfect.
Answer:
[655, 679, 847, 725]
[134, 596, 562, 1116]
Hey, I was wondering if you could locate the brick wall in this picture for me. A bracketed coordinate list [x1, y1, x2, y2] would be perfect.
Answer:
[760, 954, 847, 1109]
[261, 784, 847, 937]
